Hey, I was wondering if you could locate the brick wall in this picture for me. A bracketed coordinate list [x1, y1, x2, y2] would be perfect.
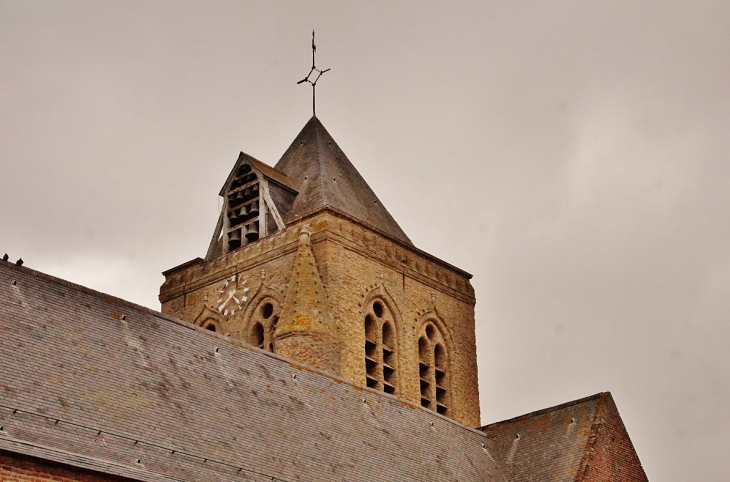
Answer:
[576, 394, 648, 481]
[0, 452, 127, 481]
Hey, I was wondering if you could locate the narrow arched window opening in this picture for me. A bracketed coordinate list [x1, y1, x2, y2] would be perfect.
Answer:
[418, 323, 449, 415]
[205, 323, 216, 332]
[252, 323, 264, 348]
[382, 322, 396, 393]
[365, 315, 377, 343]
[245, 297, 282, 354]
[363, 299, 398, 395]
[434, 343, 445, 368]
[364, 314, 378, 388]
[419, 336, 429, 361]
[418, 335, 433, 409]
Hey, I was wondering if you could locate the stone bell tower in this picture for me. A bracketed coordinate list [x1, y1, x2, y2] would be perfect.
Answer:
[160, 116, 481, 427]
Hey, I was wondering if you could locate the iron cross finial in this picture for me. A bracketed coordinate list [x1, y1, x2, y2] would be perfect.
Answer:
[297, 30, 330, 115]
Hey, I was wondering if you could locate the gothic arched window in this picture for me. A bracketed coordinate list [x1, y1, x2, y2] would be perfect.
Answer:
[193, 305, 225, 335]
[246, 299, 281, 353]
[418, 322, 449, 415]
[364, 299, 398, 395]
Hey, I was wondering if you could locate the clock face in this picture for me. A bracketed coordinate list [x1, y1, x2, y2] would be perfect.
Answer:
[216, 275, 249, 316]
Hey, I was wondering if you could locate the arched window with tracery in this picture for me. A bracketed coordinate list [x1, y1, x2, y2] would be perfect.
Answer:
[363, 299, 398, 395]
[246, 298, 281, 353]
[418, 321, 450, 415]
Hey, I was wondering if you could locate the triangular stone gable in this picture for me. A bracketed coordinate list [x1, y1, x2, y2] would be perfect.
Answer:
[274, 227, 342, 374]
[274, 116, 412, 244]
[277, 227, 338, 335]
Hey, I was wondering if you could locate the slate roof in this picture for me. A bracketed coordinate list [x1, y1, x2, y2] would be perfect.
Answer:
[0, 261, 504, 481]
[274, 116, 412, 245]
[249, 157, 296, 192]
[479, 393, 647, 481]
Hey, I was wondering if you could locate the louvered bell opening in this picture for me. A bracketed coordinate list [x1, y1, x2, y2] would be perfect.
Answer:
[225, 162, 263, 250]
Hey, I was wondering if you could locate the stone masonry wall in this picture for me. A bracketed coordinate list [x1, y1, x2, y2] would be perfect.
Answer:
[160, 207, 480, 427]
[160, 223, 302, 341]
[316, 214, 480, 427]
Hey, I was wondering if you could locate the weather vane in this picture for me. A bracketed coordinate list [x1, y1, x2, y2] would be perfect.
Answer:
[297, 30, 330, 115]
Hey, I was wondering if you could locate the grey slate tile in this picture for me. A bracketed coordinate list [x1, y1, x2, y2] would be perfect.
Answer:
[0, 262, 503, 481]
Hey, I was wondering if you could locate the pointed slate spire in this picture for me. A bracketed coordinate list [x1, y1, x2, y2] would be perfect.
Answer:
[274, 226, 341, 374]
[275, 116, 412, 244]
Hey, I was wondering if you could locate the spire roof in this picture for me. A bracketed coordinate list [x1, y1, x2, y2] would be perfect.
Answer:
[274, 116, 412, 244]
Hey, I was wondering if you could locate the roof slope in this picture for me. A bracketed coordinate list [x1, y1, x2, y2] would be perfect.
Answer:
[274, 116, 412, 244]
[479, 393, 647, 481]
[0, 261, 503, 482]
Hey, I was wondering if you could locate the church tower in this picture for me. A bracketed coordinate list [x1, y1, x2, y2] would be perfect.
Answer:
[160, 116, 481, 427]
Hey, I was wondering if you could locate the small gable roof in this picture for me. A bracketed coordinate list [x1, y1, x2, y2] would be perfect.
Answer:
[219, 152, 296, 196]
[274, 116, 412, 244]
[479, 393, 647, 481]
[0, 261, 504, 481]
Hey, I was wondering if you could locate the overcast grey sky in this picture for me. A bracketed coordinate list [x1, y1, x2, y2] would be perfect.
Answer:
[2, 1, 729, 480]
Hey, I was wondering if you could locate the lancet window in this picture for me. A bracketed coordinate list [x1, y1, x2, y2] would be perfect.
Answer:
[364, 300, 398, 395]
[418, 322, 449, 415]
[246, 299, 281, 353]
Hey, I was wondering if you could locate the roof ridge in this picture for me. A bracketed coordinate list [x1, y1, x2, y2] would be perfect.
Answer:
[0, 262, 181, 325]
[480, 392, 606, 430]
[313, 116, 327, 208]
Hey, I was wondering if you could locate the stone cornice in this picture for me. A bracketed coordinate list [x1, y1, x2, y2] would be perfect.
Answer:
[160, 207, 476, 304]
